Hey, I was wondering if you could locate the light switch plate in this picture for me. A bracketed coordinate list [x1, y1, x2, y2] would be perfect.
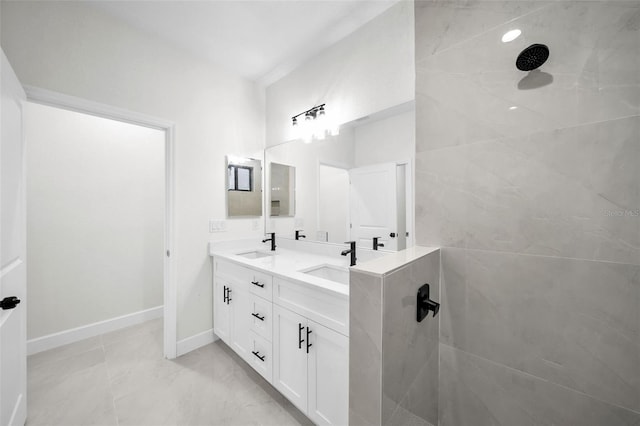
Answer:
[209, 220, 226, 233]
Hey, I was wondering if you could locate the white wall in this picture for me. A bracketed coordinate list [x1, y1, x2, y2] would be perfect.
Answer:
[25, 102, 164, 339]
[353, 109, 415, 167]
[1, 1, 264, 341]
[266, 1, 414, 147]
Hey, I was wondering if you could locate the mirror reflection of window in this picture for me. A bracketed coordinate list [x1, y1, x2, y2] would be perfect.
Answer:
[228, 165, 253, 192]
[227, 166, 235, 190]
[226, 156, 262, 217]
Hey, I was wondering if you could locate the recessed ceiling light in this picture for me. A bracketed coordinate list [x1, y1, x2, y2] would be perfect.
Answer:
[502, 29, 522, 43]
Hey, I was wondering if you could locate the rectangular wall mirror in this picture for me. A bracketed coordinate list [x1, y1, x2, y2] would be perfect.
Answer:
[265, 101, 415, 251]
[226, 155, 262, 217]
[269, 162, 295, 217]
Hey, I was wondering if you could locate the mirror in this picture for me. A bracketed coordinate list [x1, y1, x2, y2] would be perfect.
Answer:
[269, 162, 296, 217]
[265, 101, 415, 251]
[226, 155, 262, 217]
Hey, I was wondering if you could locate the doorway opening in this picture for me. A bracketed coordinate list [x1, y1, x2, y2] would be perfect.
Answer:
[24, 88, 176, 359]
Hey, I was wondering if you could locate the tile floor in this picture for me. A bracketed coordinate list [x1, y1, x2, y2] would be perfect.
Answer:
[26, 319, 310, 426]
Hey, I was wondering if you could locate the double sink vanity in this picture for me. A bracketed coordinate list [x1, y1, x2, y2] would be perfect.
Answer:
[209, 238, 382, 425]
[210, 102, 424, 425]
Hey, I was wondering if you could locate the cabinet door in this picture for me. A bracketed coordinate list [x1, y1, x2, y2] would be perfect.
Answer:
[307, 320, 349, 426]
[213, 276, 231, 344]
[273, 305, 308, 413]
[230, 284, 252, 361]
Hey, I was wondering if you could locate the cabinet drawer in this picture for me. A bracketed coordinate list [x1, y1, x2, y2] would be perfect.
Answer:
[248, 269, 273, 301]
[215, 259, 253, 283]
[248, 331, 273, 383]
[274, 278, 349, 336]
[249, 294, 272, 341]
[215, 259, 273, 301]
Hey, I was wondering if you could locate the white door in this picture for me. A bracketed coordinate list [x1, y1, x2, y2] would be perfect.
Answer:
[318, 164, 349, 244]
[350, 162, 398, 251]
[213, 275, 231, 344]
[1, 50, 27, 426]
[307, 320, 349, 426]
[272, 305, 308, 413]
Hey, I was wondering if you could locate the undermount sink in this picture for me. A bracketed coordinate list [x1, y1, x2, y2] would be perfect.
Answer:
[302, 264, 349, 285]
[236, 250, 274, 259]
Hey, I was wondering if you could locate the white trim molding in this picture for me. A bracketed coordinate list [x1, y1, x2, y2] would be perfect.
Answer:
[176, 329, 219, 357]
[24, 85, 178, 359]
[27, 306, 163, 355]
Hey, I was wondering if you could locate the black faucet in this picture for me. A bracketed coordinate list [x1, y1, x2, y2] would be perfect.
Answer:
[341, 241, 357, 266]
[373, 237, 384, 250]
[262, 232, 276, 251]
[295, 230, 306, 240]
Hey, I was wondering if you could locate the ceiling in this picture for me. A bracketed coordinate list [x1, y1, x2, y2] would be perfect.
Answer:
[90, 0, 400, 86]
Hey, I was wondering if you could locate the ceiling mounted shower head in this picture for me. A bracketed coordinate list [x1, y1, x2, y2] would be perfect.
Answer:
[516, 44, 549, 71]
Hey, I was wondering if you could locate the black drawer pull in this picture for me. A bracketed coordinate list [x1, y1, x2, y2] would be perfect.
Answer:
[251, 312, 265, 321]
[252, 350, 265, 362]
[298, 323, 305, 349]
[251, 281, 265, 288]
[306, 327, 313, 353]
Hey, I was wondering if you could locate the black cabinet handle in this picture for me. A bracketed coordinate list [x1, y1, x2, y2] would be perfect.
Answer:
[251, 312, 265, 321]
[252, 350, 265, 362]
[298, 323, 305, 349]
[306, 327, 313, 353]
[223, 286, 228, 303]
[251, 280, 265, 288]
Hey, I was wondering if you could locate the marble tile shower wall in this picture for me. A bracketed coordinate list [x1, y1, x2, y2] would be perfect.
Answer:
[415, 1, 640, 425]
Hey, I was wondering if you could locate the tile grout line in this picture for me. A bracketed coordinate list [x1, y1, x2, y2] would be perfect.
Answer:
[414, 107, 640, 156]
[440, 342, 640, 417]
[412, 244, 640, 269]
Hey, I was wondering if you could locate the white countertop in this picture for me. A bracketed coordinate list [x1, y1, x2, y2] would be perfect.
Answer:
[209, 241, 355, 296]
[352, 246, 440, 276]
[209, 239, 439, 296]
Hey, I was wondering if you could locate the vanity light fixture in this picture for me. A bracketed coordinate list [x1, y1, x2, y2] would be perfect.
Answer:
[291, 104, 337, 143]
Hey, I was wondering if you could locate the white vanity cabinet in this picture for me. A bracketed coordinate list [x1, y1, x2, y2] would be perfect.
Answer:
[212, 255, 348, 426]
[273, 305, 349, 426]
[213, 259, 274, 380]
[213, 274, 252, 361]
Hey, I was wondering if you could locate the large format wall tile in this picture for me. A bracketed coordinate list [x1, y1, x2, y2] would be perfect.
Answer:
[382, 251, 440, 425]
[439, 344, 640, 426]
[349, 270, 383, 426]
[416, 116, 640, 264]
[415, 0, 550, 63]
[416, 1, 640, 424]
[440, 247, 640, 412]
[416, 1, 640, 152]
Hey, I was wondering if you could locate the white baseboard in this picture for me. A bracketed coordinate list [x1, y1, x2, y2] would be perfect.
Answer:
[27, 306, 164, 355]
[176, 328, 219, 357]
